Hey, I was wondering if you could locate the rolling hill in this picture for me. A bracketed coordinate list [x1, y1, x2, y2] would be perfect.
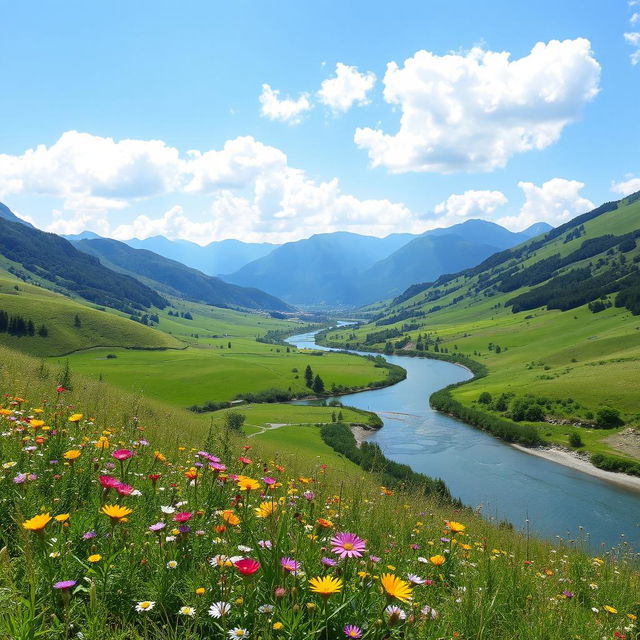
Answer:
[72, 237, 294, 312]
[319, 191, 640, 468]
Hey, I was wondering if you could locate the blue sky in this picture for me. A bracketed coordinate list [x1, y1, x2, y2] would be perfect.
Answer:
[1, 0, 638, 244]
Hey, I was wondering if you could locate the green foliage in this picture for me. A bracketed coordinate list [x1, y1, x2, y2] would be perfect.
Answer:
[312, 374, 325, 394]
[223, 410, 246, 432]
[568, 431, 584, 448]
[478, 391, 492, 405]
[591, 452, 640, 476]
[595, 407, 623, 428]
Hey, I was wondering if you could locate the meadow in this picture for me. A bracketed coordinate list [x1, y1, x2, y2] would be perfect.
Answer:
[0, 343, 638, 640]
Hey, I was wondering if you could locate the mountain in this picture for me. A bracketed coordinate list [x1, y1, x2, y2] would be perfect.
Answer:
[0, 202, 34, 228]
[123, 236, 279, 275]
[519, 222, 553, 238]
[73, 237, 294, 312]
[355, 220, 543, 304]
[63, 231, 103, 241]
[321, 191, 640, 461]
[224, 231, 416, 306]
[0, 207, 166, 314]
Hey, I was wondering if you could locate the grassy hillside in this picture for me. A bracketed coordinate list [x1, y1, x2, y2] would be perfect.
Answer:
[0, 342, 637, 640]
[320, 192, 640, 466]
[0, 274, 180, 355]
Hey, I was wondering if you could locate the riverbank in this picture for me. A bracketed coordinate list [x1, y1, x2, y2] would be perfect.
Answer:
[512, 444, 640, 492]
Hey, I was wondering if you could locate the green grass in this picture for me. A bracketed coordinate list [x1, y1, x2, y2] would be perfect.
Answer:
[0, 341, 637, 640]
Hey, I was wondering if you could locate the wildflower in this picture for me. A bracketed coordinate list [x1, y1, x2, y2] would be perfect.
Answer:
[112, 449, 134, 461]
[83, 530, 96, 540]
[447, 520, 465, 533]
[407, 574, 426, 585]
[116, 483, 135, 496]
[222, 510, 240, 526]
[99, 475, 121, 490]
[209, 601, 231, 618]
[237, 475, 260, 491]
[258, 539, 272, 549]
[53, 580, 77, 590]
[321, 556, 337, 567]
[430, 555, 446, 566]
[256, 501, 278, 518]
[68, 414, 83, 422]
[63, 449, 81, 461]
[421, 605, 439, 619]
[273, 622, 283, 630]
[149, 522, 166, 532]
[280, 557, 301, 573]
[95, 436, 109, 449]
[88, 554, 102, 563]
[135, 601, 155, 612]
[22, 513, 52, 531]
[562, 590, 574, 599]
[166, 560, 178, 569]
[173, 512, 193, 523]
[316, 518, 333, 528]
[381, 573, 413, 603]
[195, 587, 205, 595]
[604, 605, 618, 614]
[178, 606, 195, 616]
[309, 575, 343, 597]
[101, 504, 133, 522]
[258, 604, 274, 614]
[239, 456, 252, 465]
[234, 558, 260, 575]
[343, 624, 363, 638]
[385, 605, 407, 624]
[160, 505, 176, 514]
[228, 629, 249, 639]
[331, 532, 366, 558]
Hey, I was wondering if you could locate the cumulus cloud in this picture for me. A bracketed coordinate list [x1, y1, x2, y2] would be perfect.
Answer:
[432, 190, 508, 227]
[496, 178, 593, 231]
[611, 175, 640, 196]
[354, 38, 601, 174]
[0, 130, 423, 244]
[317, 63, 376, 113]
[624, 31, 640, 65]
[259, 84, 312, 124]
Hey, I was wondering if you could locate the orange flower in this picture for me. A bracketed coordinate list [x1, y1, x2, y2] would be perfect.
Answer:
[222, 510, 240, 526]
[430, 555, 446, 566]
[64, 449, 81, 461]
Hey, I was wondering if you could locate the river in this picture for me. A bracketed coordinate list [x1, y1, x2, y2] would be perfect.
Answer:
[287, 328, 639, 551]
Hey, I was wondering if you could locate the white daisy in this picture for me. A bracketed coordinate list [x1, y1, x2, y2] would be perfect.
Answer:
[135, 601, 155, 613]
[208, 601, 231, 618]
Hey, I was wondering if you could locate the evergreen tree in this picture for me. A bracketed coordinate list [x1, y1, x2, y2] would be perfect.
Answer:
[312, 374, 325, 394]
[27, 319, 35, 336]
[304, 365, 313, 388]
[38, 324, 49, 337]
[74, 314, 81, 328]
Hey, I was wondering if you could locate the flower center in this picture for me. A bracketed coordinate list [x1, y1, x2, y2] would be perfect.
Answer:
[343, 542, 354, 550]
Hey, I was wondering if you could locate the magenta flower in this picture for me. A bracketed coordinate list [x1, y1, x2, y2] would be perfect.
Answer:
[262, 476, 277, 486]
[173, 512, 193, 523]
[115, 483, 134, 496]
[53, 580, 77, 590]
[112, 449, 134, 461]
[209, 462, 226, 472]
[344, 625, 363, 638]
[280, 557, 301, 573]
[99, 475, 121, 490]
[330, 532, 366, 559]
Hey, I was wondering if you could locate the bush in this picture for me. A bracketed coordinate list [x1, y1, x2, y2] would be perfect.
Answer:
[478, 391, 492, 405]
[568, 431, 584, 448]
[595, 407, 623, 428]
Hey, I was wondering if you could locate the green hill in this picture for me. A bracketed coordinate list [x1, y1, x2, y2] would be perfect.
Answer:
[320, 191, 640, 468]
[72, 236, 294, 312]
[0, 273, 181, 355]
[0, 209, 166, 314]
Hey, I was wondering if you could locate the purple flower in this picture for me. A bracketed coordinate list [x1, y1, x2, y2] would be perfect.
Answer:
[258, 540, 272, 549]
[407, 574, 426, 585]
[13, 473, 27, 484]
[54, 580, 77, 590]
[343, 624, 363, 638]
[321, 556, 337, 567]
[280, 557, 301, 573]
[83, 531, 97, 540]
[149, 522, 166, 532]
[563, 590, 574, 599]
[303, 491, 315, 501]
[440, 537, 450, 544]
[178, 525, 190, 534]
[368, 555, 381, 564]
[330, 532, 366, 559]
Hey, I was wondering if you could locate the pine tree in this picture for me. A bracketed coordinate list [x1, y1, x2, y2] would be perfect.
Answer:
[304, 365, 313, 388]
[38, 324, 48, 337]
[74, 314, 81, 328]
[312, 374, 325, 394]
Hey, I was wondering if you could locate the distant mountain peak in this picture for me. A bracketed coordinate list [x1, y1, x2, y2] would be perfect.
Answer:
[0, 202, 34, 228]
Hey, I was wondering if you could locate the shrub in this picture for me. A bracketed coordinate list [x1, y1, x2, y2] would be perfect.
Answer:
[595, 407, 623, 428]
[568, 431, 584, 448]
[478, 391, 492, 405]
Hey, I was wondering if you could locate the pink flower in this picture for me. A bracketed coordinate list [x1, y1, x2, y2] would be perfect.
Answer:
[173, 512, 193, 523]
[234, 558, 260, 575]
[99, 475, 121, 490]
[115, 483, 135, 496]
[280, 557, 301, 573]
[330, 532, 366, 559]
[112, 449, 134, 461]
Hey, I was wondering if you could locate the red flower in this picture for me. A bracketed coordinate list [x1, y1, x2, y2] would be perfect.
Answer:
[148, 473, 161, 485]
[239, 456, 252, 466]
[112, 449, 134, 461]
[56, 386, 66, 393]
[234, 558, 260, 575]
[173, 512, 193, 523]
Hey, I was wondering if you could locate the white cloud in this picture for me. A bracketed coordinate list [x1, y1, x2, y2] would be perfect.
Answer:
[259, 84, 312, 124]
[354, 38, 600, 174]
[432, 190, 508, 227]
[624, 32, 640, 64]
[496, 178, 593, 231]
[611, 175, 640, 196]
[317, 63, 376, 113]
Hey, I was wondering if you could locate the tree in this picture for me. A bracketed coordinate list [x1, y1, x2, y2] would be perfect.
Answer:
[73, 314, 81, 328]
[38, 324, 48, 337]
[596, 407, 623, 428]
[228, 341, 232, 349]
[224, 411, 246, 432]
[478, 391, 492, 405]
[59, 359, 72, 391]
[569, 432, 584, 448]
[312, 374, 325, 394]
[304, 365, 313, 388]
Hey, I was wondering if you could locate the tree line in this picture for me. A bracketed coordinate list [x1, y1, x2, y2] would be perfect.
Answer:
[0, 310, 48, 337]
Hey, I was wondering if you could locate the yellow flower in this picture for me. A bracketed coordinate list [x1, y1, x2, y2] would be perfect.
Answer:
[380, 573, 413, 603]
[22, 513, 52, 531]
[68, 413, 83, 422]
[30, 419, 45, 428]
[88, 554, 102, 563]
[447, 520, 465, 534]
[236, 475, 260, 491]
[273, 622, 283, 630]
[95, 436, 110, 449]
[64, 449, 81, 460]
[101, 504, 133, 521]
[195, 587, 205, 595]
[255, 501, 278, 518]
[154, 451, 167, 462]
[309, 575, 343, 597]
[54, 513, 70, 522]
[604, 605, 618, 614]
[430, 555, 446, 566]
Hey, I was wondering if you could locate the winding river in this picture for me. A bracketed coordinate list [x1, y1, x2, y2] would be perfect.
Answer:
[287, 328, 639, 551]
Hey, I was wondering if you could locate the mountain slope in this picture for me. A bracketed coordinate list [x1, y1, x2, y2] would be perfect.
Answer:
[0, 208, 166, 314]
[124, 236, 279, 275]
[224, 231, 416, 305]
[355, 220, 540, 304]
[320, 191, 640, 465]
[73, 237, 294, 311]
[0, 202, 34, 227]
